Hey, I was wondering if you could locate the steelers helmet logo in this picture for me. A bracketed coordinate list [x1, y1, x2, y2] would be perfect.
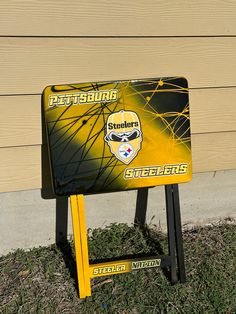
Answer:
[104, 110, 142, 164]
[118, 143, 134, 159]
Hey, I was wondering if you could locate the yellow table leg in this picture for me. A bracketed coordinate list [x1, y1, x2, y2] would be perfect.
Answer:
[70, 194, 91, 298]
[76, 194, 91, 297]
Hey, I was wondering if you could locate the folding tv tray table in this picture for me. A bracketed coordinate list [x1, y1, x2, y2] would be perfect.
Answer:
[43, 77, 192, 298]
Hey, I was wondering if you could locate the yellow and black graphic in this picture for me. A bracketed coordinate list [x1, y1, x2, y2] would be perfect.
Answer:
[90, 257, 162, 278]
[104, 110, 142, 164]
[124, 164, 188, 179]
[48, 89, 118, 108]
[43, 77, 192, 195]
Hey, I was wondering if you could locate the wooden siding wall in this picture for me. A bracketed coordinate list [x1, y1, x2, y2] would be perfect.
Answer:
[0, 1, 236, 193]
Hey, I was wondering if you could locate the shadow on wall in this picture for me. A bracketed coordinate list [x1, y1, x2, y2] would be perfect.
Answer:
[41, 95, 69, 243]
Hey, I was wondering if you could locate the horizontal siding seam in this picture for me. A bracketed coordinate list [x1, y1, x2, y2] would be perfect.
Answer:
[1, 35, 236, 39]
[2, 86, 236, 97]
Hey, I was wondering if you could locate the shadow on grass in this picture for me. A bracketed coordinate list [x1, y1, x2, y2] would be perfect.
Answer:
[56, 223, 171, 295]
[134, 224, 171, 283]
[56, 241, 79, 293]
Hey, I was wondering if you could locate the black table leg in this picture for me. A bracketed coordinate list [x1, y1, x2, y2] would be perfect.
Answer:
[165, 185, 178, 284]
[172, 184, 186, 283]
[134, 187, 149, 228]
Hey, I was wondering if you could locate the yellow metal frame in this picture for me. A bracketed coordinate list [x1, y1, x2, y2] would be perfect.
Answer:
[70, 195, 91, 298]
[70, 194, 164, 298]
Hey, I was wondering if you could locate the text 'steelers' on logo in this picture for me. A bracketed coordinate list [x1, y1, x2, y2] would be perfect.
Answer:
[104, 110, 142, 164]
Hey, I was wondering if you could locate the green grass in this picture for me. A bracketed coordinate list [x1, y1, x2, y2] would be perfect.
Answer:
[0, 220, 235, 313]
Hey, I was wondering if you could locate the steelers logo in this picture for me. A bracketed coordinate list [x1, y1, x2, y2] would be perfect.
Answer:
[104, 110, 142, 164]
[118, 144, 134, 159]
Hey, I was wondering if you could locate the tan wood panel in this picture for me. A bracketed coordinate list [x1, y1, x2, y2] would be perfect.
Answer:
[189, 88, 236, 134]
[1, 88, 236, 148]
[0, 145, 41, 192]
[0, 132, 236, 193]
[0, 1, 236, 36]
[0, 95, 40, 147]
[191, 132, 236, 173]
[1, 38, 236, 95]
